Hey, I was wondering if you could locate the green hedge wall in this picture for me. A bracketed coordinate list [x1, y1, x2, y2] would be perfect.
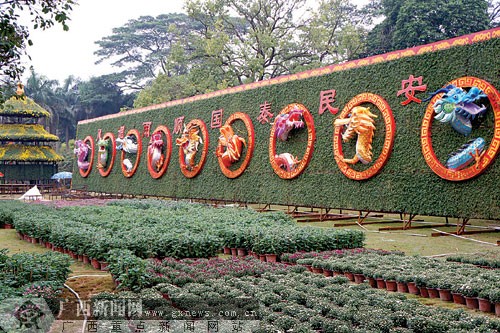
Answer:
[74, 35, 500, 219]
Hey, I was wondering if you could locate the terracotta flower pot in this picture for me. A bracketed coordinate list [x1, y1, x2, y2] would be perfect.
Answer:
[376, 278, 386, 289]
[344, 272, 355, 282]
[452, 292, 466, 305]
[478, 298, 492, 313]
[237, 248, 247, 257]
[367, 277, 378, 288]
[323, 269, 333, 277]
[230, 248, 237, 257]
[99, 261, 109, 271]
[265, 254, 278, 263]
[465, 296, 479, 309]
[354, 274, 365, 284]
[4, 223, 13, 229]
[223, 247, 231, 255]
[427, 287, 440, 299]
[419, 287, 430, 298]
[397, 282, 409, 293]
[16, 232, 23, 240]
[385, 280, 397, 292]
[438, 288, 453, 302]
[407, 282, 419, 295]
[77, 254, 83, 262]
[83, 255, 90, 264]
[495, 303, 500, 316]
[90, 258, 101, 270]
[304, 264, 313, 272]
[259, 255, 266, 262]
[312, 267, 323, 274]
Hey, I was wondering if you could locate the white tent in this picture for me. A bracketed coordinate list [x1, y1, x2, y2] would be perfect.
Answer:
[18, 185, 43, 201]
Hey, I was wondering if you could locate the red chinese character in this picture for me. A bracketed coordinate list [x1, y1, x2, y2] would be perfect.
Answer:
[117, 126, 125, 139]
[397, 75, 427, 105]
[257, 101, 274, 124]
[319, 89, 339, 115]
[174, 116, 185, 135]
[143, 122, 152, 137]
[211, 109, 223, 129]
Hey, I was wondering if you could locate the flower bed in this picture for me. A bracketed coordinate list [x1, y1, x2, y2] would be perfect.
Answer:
[446, 251, 500, 269]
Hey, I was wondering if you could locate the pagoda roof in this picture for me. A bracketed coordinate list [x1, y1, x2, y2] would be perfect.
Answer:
[0, 124, 59, 142]
[0, 96, 51, 118]
[0, 144, 63, 162]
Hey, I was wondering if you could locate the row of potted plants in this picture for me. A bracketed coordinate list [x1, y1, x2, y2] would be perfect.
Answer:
[446, 251, 500, 269]
[298, 252, 500, 315]
[93, 262, 500, 332]
[9, 199, 364, 264]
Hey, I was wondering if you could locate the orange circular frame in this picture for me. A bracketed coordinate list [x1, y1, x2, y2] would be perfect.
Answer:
[120, 129, 142, 178]
[269, 103, 316, 180]
[421, 76, 500, 181]
[217, 112, 255, 179]
[333, 93, 395, 180]
[98, 132, 116, 177]
[78, 136, 94, 178]
[147, 125, 172, 179]
[178, 119, 209, 178]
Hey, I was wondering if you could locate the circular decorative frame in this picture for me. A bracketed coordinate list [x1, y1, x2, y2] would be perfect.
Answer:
[269, 103, 316, 179]
[178, 119, 209, 178]
[78, 135, 94, 178]
[98, 132, 116, 177]
[120, 129, 142, 178]
[333, 93, 395, 180]
[217, 112, 255, 179]
[147, 125, 172, 179]
[421, 76, 500, 181]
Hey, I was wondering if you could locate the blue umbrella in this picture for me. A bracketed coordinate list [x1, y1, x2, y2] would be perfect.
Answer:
[51, 171, 72, 180]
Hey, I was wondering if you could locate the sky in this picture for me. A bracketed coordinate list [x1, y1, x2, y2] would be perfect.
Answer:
[21, 0, 369, 84]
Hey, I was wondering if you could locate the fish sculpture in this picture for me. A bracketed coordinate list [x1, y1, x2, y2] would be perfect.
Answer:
[334, 106, 377, 164]
[73, 140, 90, 170]
[148, 131, 164, 172]
[275, 153, 300, 172]
[425, 85, 487, 136]
[176, 124, 203, 170]
[216, 124, 246, 167]
[274, 108, 304, 141]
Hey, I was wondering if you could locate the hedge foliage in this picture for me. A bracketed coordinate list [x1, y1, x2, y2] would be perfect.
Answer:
[74, 35, 500, 219]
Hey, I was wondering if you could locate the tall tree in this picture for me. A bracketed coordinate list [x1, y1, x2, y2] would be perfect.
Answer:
[0, 0, 75, 103]
[94, 13, 204, 91]
[365, 0, 491, 55]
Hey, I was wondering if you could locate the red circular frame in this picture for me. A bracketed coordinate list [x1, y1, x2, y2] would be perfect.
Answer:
[217, 112, 255, 179]
[120, 129, 142, 178]
[78, 135, 94, 178]
[98, 132, 116, 177]
[421, 76, 500, 181]
[147, 125, 172, 179]
[333, 93, 395, 180]
[269, 103, 316, 180]
[178, 119, 209, 178]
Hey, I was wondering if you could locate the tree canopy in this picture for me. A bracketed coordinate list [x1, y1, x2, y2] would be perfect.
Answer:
[0, 0, 75, 103]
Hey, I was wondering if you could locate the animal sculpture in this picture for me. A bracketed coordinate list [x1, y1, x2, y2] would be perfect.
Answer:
[334, 106, 377, 164]
[116, 135, 138, 154]
[274, 108, 304, 141]
[73, 140, 90, 170]
[275, 153, 300, 172]
[175, 124, 203, 170]
[425, 85, 487, 136]
[148, 132, 164, 171]
[97, 138, 110, 169]
[446, 137, 485, 171]
[123, 158, 133, 172]
[216, 125, 246, 167]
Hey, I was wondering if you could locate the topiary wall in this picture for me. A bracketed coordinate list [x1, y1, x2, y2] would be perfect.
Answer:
[74, 28, 500, 219]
